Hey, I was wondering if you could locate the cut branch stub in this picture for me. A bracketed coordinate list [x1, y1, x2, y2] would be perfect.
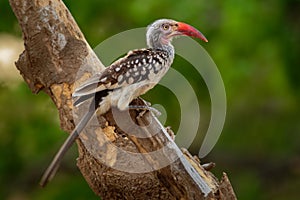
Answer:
[11, 0, 93, 92]
[10, 0, 102, 130]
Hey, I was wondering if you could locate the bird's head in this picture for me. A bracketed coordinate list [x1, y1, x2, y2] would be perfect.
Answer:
[146, 19, 208, 49]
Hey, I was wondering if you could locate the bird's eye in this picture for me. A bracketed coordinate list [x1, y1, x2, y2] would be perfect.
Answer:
[162, 24, 170, 30]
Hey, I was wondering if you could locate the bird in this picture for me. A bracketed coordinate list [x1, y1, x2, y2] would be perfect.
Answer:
[40, 19, 208, 187]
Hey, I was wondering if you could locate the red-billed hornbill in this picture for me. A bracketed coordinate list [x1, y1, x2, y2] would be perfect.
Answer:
[40, 19, 208, 187]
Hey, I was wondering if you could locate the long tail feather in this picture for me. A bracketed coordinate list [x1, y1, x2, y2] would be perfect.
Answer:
[40, 100, 96, 187]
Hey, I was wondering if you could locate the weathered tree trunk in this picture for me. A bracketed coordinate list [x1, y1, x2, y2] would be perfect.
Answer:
[9, 0, 237, 199]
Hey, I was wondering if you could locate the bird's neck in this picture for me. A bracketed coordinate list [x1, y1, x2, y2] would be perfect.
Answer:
[147, 33, 175, 59]
[150, 43, 175, 60]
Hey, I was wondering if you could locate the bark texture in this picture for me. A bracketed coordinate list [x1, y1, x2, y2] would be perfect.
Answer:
[9, 0, 237, 199]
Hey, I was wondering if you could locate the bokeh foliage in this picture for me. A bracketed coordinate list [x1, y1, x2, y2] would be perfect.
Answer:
[0, 0, 299, 199]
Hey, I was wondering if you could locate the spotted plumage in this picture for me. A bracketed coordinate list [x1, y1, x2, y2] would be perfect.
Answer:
[73, 48, 173, 113]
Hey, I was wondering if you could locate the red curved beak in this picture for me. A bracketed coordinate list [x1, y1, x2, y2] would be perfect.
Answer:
[176, 22, 208, 42]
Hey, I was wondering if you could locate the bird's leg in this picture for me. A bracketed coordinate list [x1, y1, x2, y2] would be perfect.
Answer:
[128, 104, 161, 117]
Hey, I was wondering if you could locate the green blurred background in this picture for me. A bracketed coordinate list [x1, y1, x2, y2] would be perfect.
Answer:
[1, 0, 299, 199]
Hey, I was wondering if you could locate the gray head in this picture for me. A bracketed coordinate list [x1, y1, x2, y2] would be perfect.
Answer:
[146, 19, 208, 50]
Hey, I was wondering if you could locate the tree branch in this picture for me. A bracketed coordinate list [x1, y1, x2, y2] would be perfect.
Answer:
[9, 0, 236, 199]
